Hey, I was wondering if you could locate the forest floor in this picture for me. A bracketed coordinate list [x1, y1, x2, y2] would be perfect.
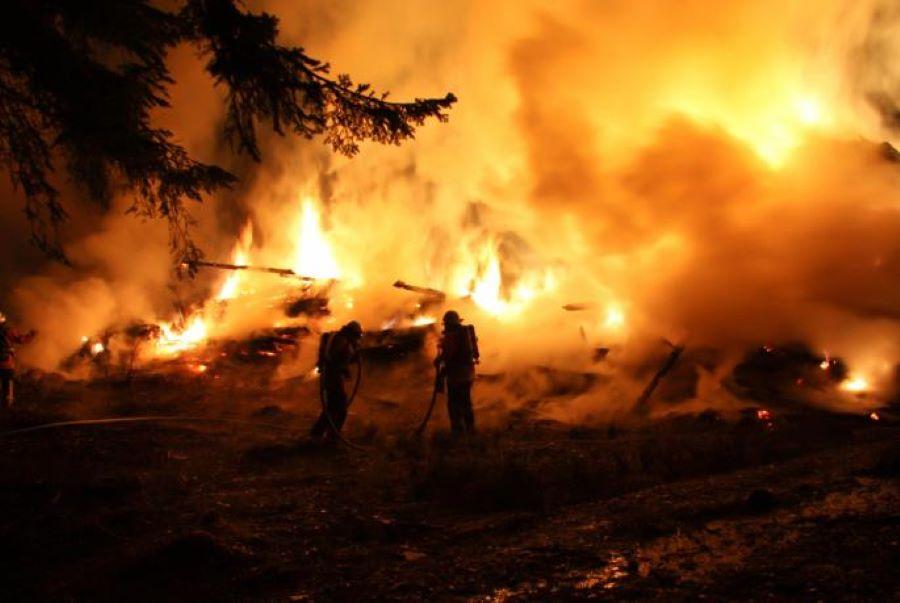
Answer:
[0, 363, 897, 601]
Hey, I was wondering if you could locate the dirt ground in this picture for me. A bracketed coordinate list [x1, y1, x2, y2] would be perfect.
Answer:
[0, 364, 898, 601]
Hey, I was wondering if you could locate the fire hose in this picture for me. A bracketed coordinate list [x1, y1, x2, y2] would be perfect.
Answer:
[317, 356, 368, 451]
[0, 415, 298, 438]
[414, 368, 444, 436]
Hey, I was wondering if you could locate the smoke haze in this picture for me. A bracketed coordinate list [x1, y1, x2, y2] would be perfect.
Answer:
[6, 0, 900, 410]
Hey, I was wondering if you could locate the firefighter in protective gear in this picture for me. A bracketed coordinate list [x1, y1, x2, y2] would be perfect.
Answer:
[0, 312, 37, 409]
[435, 310, 479, 434]
[311, 320, 363, 440]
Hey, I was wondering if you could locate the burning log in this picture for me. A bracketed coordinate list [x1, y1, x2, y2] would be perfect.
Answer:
[220, 326, 308, 363]
[182, 260, 316, 281]
[634, 340, 685, 414]
[392, 280, 447, 313]
[562, 303, 594, 312]
[361, 324, 434, 364]
[284, 295, 330, 318]
[392, 280, 446, 301]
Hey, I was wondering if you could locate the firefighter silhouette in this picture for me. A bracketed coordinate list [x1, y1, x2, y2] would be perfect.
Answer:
[434, 310, 479, 434]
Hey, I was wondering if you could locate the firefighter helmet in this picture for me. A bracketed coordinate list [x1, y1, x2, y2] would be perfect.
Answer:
[343, 320, 363, 338]
[442, 310, 462, 325]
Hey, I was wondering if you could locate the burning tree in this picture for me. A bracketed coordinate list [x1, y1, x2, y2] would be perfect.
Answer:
[0, 0, 456, 263]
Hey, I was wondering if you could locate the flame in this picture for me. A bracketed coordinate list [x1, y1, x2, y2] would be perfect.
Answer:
[90, 342, 105, 356]
[216, 222, 253, 301]
[469, 246, 506, 315]
[156, 315, 208, 356]
[293, 196, 341, 280]
[452, 239, 556, 317]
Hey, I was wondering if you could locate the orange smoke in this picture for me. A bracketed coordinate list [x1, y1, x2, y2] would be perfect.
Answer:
[9, 0, 900, 415]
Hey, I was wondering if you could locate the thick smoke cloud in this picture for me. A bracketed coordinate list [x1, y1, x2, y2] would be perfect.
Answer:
[6, 0, 900, 411]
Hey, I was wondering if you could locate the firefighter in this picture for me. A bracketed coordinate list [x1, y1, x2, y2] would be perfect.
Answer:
[311, 320, 363, 441]
[435, 310, 479, 434]
[0, 312, 37, 409]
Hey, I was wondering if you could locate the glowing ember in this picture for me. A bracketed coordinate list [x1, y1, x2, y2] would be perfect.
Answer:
[90, 342, 105, 356]
[293, 196, 341, 280]
[191, 363, 208, 374]
[840, 375, 869, 394]
[756, 409, 772, 421]
[869, 411, 881, 422]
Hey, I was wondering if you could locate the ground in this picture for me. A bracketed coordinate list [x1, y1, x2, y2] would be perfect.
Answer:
[0, 363, 897, 601]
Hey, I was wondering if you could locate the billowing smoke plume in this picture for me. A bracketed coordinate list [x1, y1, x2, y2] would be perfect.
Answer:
[7, 0, 900, 411]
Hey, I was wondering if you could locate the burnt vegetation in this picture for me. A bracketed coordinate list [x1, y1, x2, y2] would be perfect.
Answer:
[0, 0, 455, 262]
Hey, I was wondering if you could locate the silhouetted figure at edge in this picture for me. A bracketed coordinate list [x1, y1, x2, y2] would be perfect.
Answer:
[435, 310, 479, 435]
[0, 312, 37, 409]
[311, 320, 363, 441]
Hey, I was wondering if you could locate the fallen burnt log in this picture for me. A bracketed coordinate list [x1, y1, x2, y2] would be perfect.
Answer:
[392, 280, 446, 301]
[727, 343, 847, 403]
[360, 324, 434, 364]
[635, 341, 685, 414]
[562, 302, 594, 312]
[219, 326, 308, 363]
[283, 295, 330, 318]
[182, 260, 315, 281]
[392, 280, 446, 312]
[60, 322, 163, 376]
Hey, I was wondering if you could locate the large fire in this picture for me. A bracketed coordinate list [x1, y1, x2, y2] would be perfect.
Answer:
[13, 0, 900, 417]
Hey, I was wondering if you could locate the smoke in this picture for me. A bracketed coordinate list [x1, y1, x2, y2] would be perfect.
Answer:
[6, 0, 900, 413]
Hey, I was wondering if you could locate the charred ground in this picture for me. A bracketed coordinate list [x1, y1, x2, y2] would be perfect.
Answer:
[0, 361, 897, 601]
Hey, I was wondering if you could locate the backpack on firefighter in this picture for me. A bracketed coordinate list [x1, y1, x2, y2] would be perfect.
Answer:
[464, 324, 480, 364]
[316, 331, 334, 373]
[441, 310, 479, 366]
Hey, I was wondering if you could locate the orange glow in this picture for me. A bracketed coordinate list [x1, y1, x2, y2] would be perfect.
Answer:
[216, 222, 253, 301]
[604, 306, 626, 330]
[156, 315, 208, 356]
[451, 239, 556, 317]
[293, 196, 341, 281]
[411, 315, 437, 327]
[840, 375, 870, 394]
